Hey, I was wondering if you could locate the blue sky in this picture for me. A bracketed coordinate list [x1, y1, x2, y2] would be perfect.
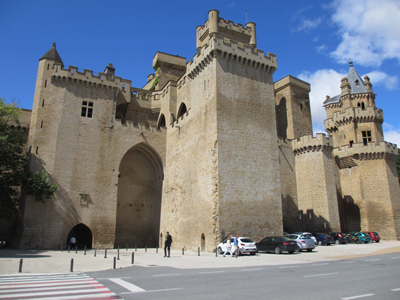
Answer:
[2, 0, 400, 144]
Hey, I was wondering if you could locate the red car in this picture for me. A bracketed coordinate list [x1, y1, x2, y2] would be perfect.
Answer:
[363, 231, 380, 243]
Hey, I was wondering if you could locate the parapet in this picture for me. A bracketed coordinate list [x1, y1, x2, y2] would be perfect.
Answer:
[49, 64, 131, 92]
[187, 35, 277, 79]
[196, 9, 256, 50]
[152, 52, 186, 70]
[324, 106, 384, 132]
[274, 75, 310, 93]
[292, 133, 332, 156]
[333, 141, 398, 160]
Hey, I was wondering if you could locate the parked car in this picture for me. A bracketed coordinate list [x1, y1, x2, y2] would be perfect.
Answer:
[363, 231, 380, 243]
[217, 237, 257, 255]
[312, 233, 334, 245]
[293, 232, 317, 244]
[256, 236, 298, 254]
[285, 234, 315, 252]
[348, 232, 372, 243]
[328, 232, 348, 244]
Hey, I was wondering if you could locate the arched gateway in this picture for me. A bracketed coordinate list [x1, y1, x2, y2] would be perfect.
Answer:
[115, 143, 164, 248]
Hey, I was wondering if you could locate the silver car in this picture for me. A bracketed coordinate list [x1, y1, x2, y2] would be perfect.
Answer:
[285, 234, 315, 252]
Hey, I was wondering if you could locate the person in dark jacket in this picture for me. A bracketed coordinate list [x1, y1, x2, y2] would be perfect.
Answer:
[164, 231, 172, 257]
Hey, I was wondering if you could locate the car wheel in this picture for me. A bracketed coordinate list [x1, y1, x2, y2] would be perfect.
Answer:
[307, 249, 313, 252]
[318, 241, 322, 246]
[218, 247, 223, 254]
[288, 250, 294, 254]
[275, 247, 282, 254]
[250, 252, 256, 255]
[376, 240, 380, 243]
[327, 243, 331, 246]
[335, 239, 340, 245]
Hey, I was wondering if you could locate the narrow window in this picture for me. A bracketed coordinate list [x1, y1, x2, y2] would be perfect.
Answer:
[122, 84, 126, 92]
[42, 99, 45, 107]
[36, 147, 39, 154]
[361, 102, 365, 110]
[41, 121, 43, 128]
[44, 80, 47, 87]
[300, 104, 303, 110]
[81, 101, 94, 118]
[47, 64, 50, 70]
[362, 131, 371, 146]
[349, 140, 353, 147]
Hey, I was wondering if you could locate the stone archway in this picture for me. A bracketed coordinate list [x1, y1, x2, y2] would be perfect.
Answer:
[67, 223, 92, 249]
[115, 143, 163, 248]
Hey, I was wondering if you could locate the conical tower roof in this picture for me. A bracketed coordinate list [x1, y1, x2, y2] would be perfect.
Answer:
[323, 62, 368, 106]
[40, 42, 64, 67]
[347, 61, 368, 94]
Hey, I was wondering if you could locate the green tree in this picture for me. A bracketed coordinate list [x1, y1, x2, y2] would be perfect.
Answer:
[0, 98, 57, 219]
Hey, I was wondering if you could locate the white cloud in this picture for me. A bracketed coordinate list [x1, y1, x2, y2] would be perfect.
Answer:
[366, 71, 398, 90]
[383, 123, 400, 146]
[330, 0, 400, 67]
[298, 69, 345, 132]
[293, 17, 322, 32]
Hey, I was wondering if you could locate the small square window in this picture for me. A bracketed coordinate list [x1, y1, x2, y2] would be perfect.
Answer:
[81, 101, 93, 118]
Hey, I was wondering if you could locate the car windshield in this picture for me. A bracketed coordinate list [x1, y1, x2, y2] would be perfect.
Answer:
[280, 237, 291, 241]
[301, 234, 312, 239]
[240, 238, 254, 243]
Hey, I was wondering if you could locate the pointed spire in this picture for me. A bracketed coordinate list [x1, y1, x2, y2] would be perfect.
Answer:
[347, 62, 368, 94]
[40, 42, 64, 67]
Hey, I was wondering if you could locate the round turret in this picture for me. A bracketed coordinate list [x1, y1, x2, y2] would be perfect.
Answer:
[208, 9, 219, 36]
[246, 22, 257, 48]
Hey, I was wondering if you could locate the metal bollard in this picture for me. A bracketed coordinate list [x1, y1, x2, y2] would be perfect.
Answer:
[75, 246, 78, 254]
[70, 258, 74, 272]
[18, 259, 23, 273]
[68, 246, 70, 253]
[156, 247, 158, 253]
[104, 248, 107, 258]
[113, 257, 116, 269]
[117, 246, 120, 260]
[131, 252, 134, 264]
[182, 248, 184, 255]
[94, 247, 97, 257]
[198, 247, 200, 256]
[215, 247, 218, 257]
[84, 246, 87, 255]
[126, 244, 128, 251]
[145, 246, 147, 253]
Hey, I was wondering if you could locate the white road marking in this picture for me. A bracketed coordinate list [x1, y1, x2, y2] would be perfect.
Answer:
[391, 288, 400, 291]
[109, 278, 145, 293]
[279, 265, 299, 268]
[390, 256, 400, 259]
[22, 292, 117, 300]
[199, 271, 225, 274]
[0, 283, 103, 294]
[304, 272, 338, 278]
[153, 273, 182, 277]
[365, 258, 380, 261]
[340, 261, 356, 264]
[311, 263, 329, 266]
[241, 268, 263, 272]
[341, 293, 374, 299]
[0, 287, 111, 298]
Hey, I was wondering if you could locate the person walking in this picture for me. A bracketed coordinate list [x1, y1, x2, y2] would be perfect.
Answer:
[70, 236, 76, 249]
[164, 231, 172, 257]
[223, 237, 233, 257]
[233, 234, 239, 257]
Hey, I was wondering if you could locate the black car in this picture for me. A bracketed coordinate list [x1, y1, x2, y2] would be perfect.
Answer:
[328, 232, 348, 244]
[256, 236, 298, 254]
[312, 233, 334, 245]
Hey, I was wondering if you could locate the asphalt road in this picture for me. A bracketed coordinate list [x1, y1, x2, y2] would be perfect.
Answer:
[86, 252, 400, 300]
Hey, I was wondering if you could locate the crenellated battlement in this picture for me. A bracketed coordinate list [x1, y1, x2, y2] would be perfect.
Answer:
[49, 64, 131, 91]
[333, 141, 398, 160]
[325, 106, 383, 132]
[292, 133, 332, 156]
[187, 35, 276, 79]
[114, 118, 166, 135]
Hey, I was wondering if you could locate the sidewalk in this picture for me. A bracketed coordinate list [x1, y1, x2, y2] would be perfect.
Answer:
[1, 241, 400, 274]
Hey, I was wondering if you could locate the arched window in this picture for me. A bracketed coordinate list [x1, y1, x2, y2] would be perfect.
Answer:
[177, 103, 187, 119]
[157, 114, 166, 129]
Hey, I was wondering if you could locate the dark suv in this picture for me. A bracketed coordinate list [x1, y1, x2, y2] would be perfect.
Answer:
[327, 232, 348, 244]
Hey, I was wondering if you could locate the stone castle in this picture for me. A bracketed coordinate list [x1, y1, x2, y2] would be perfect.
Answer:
[17, 10, 400, 251]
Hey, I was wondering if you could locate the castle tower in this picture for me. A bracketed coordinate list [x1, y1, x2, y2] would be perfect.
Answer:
[160, 10, 281, 251]
[292, 134, 341, 232]
[324, 63, 400, 238]
[274, 75, 313, 140]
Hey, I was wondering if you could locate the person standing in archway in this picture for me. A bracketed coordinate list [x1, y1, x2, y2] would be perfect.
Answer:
[164, 231, 172, 257]
[70, 236, 76, 249]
